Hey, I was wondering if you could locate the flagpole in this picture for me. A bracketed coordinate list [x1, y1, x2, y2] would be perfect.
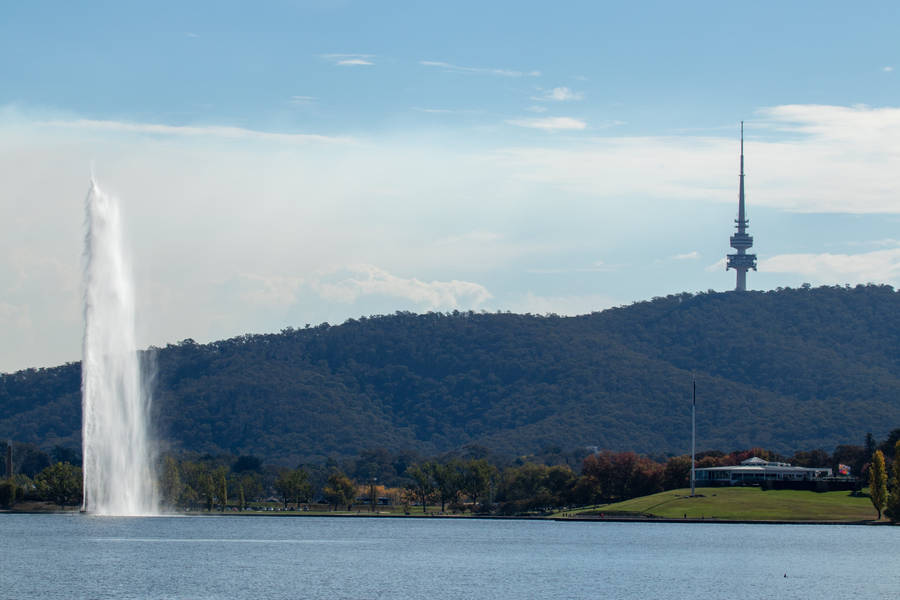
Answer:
[691, 375, 696, 497]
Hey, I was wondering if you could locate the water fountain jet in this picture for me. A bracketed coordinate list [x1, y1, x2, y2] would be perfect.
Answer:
[81, 178, 157, 515]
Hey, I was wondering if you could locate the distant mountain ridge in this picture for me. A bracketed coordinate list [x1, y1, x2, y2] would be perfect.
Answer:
[2, 285, 899, 465]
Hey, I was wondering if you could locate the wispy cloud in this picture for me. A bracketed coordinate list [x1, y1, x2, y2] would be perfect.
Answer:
[533, 87, 584, 102]
[186, 32, 200, 38]
[486, 104, 900, 214]
[835, 238, 900, 248]
[527, 260, 619, 274]
[310, 264, 492, 309]
[413, 107, 454, 114]
[506, 116, 587, 132]
[234, 274, 304, 308]
[883, 66, 894, 72]
[526, 105, 548, 113]
[670, 251, 700, 260]
[289, 96, 316, 106]
[36, 118, 354, 144]
[705, 259, 726, 272]
[434, 231, 503, 245]
[761, 249, 900, 285]
[420, 60, 540, 77]
[321, 53, 375, 66]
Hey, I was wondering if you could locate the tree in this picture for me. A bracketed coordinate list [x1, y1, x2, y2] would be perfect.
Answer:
[878, 429, 900, 458]
[213, 466, 228, 511]
[865, 433, 877, 459]
[406, 463, 436, 513]
[884, 441, 900, 523]
[34, 462, 83, 507]
[159, 456, 182, 508]
[431, 461, 463, 512]
[274, 468, 312, 509]
[869, 450, 888, 520]
[0, 481, 19, 508]
[239, 473, 264, 507]
[662, 456, 692, 490]
[461, 459, 497, 508]
[201, 473, 215, 511]
[497, 463, 557, 514]
[323, 470, 355, 511]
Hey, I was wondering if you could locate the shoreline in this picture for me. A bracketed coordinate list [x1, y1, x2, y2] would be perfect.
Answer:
[1, 508, 890, 525]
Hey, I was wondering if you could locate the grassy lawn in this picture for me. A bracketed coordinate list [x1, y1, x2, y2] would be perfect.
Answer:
[575, 487, 878, 522]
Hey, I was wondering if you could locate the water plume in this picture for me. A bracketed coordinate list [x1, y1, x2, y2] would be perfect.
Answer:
[82, 178, 157, 515]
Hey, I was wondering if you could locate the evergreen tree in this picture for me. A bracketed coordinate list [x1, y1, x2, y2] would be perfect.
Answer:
[869, 450, 888, 520]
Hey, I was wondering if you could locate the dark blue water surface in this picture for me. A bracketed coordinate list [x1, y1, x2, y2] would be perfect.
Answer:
[2, 514, 897, 599]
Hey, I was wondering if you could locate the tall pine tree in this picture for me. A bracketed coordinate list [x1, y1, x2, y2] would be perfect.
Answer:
[869, 450, 888, 520]
[884, 442, 900, 523]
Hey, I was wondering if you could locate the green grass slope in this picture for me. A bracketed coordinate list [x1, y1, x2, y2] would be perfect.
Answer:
[592, 487, 877, 522]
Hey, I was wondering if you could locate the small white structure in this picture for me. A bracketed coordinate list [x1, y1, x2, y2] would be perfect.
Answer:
[695, 457, 832, 486]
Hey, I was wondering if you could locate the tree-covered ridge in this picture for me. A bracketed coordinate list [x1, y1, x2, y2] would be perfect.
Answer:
[2, 285, 899, 464]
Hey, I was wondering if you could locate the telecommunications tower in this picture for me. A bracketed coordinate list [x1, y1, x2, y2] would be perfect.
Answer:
[726, 122, 757, 291]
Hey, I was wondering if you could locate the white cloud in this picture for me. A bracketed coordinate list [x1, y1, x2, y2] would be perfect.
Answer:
[761, 249, 900, 285]
[534, 87, 584, 102]
[671, 251, 700, 260]
[8, 102, 900, 369]
[526, 105, 548, 113]
[884, 66, 894, 72]
[321, 53, 375, 66]
[233, 274, 304, 308]
[36, 118, 354, 144]
[705, 259, 727, 272]
[413, 107, 454, 114]
[505, 116, 587, 131]
[434, 231, 503, 245]
[527, 261, 619, 274]
[420, 60, 540, 77]
[310, 265, 492, 309]
[289, 96, 316, 105]
[486, 104, 900, 213]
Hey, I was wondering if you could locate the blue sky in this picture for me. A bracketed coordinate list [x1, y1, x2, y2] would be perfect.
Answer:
[3, 1, 900, 371]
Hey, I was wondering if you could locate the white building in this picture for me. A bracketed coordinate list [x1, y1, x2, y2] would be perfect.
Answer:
[695, 457, 832, 486]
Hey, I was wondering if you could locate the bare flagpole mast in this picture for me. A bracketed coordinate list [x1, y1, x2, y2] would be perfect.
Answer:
[691, 375, 696, 497]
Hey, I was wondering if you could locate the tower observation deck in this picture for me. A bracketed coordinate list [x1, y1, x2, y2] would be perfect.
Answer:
[726, 122, 757, 291]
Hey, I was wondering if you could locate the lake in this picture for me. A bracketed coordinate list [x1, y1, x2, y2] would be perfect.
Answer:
[2, 514, 897, 599]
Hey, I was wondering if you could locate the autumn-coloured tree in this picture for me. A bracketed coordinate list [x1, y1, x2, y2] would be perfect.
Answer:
[323, 470, 356, 511]
[580, 451, 663, 502]
[869, 450, 888, 520]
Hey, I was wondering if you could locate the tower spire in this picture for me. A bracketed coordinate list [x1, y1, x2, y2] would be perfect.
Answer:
[726, 121, 757, 291]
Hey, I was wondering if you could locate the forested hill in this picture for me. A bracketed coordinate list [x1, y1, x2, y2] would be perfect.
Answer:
[2, 285, 899, 465]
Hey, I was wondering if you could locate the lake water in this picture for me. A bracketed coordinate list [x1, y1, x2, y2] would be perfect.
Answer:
[2, 514, 897, 599]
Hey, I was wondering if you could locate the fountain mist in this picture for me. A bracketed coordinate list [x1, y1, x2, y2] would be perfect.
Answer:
[82, 179, 157, 515]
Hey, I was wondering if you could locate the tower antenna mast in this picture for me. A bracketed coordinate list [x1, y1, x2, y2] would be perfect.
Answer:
[726, 121, 758, 291]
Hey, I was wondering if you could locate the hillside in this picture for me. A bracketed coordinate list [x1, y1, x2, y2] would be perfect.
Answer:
[2, 285, 899, 465]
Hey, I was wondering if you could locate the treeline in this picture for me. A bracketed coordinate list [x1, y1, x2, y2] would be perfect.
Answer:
[4, 285, 900, 462]
[6, 430, 898, 515]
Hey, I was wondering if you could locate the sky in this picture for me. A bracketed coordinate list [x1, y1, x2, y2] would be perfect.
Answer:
[3, 1, 900, 372]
